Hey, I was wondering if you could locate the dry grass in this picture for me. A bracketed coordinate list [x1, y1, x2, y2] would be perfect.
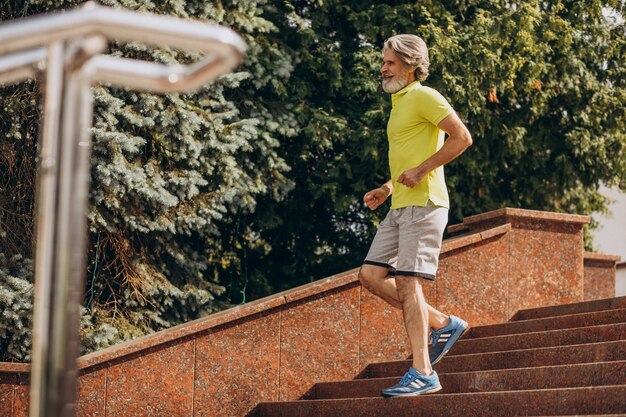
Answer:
[0, 85, 40, 261]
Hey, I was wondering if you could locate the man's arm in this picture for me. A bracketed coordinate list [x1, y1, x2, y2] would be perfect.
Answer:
[363, 179, 394, 211]
[397, 112, 472, 188]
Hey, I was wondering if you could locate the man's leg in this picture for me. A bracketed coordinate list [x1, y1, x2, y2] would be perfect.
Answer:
[358, 264, 450, 330]
[379, 272, 443, 397]
[360, 264, 467, 367]
[396, 275, 431, 375]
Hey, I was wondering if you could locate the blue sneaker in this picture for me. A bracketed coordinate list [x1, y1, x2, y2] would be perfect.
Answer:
[429, 315, 468, 365]
[381, 367, 442, 397]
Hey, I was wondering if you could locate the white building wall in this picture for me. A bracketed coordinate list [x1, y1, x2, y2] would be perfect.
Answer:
[593, 187, 626, 296]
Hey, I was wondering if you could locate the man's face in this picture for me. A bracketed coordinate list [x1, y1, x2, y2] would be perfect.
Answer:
[381, 49, 412, 94]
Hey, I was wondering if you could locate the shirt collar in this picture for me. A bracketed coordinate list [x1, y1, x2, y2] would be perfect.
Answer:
[392, 81, 421, 97]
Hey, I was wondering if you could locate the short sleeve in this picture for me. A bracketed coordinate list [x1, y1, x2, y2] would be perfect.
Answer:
[416, 87, 454, 126]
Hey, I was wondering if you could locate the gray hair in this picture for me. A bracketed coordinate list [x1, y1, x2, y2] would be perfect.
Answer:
[383, 34, 430, 81]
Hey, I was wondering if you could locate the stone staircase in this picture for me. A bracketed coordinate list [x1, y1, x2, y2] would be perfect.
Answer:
[1, 208, 622, 416]
[255, 296, 626, 416]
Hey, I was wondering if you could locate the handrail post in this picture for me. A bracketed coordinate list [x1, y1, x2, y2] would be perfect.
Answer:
[29, 36, 108, 417]
[30, 40, 64, 417]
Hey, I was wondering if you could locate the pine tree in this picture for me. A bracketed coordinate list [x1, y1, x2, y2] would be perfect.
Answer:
[0, 0, 297, 360]
[0, 235, 34, 361]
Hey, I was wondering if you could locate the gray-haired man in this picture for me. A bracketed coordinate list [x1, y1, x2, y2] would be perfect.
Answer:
[359, 34, 473, 397]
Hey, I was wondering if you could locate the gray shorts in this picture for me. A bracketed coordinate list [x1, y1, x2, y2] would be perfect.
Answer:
[363, 203, 448, 280]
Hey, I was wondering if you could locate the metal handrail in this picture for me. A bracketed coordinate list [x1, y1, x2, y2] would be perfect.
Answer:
[0, 48, 47, 85]
[0, 3, 246, 416]
[0, 2, 246, 56]
[87, 53, 235, 92]
[0, 2, 246, 92]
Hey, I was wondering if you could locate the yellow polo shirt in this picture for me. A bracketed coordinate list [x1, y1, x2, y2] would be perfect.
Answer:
[388, 81, 454, 209]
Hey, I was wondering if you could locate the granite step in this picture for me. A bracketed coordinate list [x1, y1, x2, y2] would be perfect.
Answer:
[510, 296, 626, 321]
[363, 340, 626, 377]
[448, 322, 626, 356]
[312, 361, 626, 399]
[256, 386, 626, 417]
[466, 308, 626, 338]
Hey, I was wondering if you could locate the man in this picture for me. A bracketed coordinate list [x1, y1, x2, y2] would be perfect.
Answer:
[359, 34, 473, 397]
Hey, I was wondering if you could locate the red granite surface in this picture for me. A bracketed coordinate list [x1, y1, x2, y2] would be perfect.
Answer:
[256, 386, 626, 417]
[512, 295, 626, 321]
[437, 231, 509, 326]
[77, 296, 287, 371]
[468, 308, 626, 338]
[366, 340, 626, 375]
[450, 323, 626, 355]
[0, 365, 28, 374]
[76, 366, 106, 417]
[462, 208, 590, 230]
[279, 285, 360, 401]
[314, 361, 626, 399]
[447, 222, 469, 235]
[0, 374, 14, 417]
[105, 339, 195, 417]
[12, 375, 27, 417]
[584, 252, 620, 300]
[359, 287, 410, 367]
[1, 208, 617, 417]
[451, 208, 589, 316]
[194, 311, 281, 417]
[507, 219, 585, 316]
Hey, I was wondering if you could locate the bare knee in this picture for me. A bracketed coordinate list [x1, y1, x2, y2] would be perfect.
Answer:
[358, 268, 375, 290]
[396, 276, 423, 303]
[358, 264, 386, 291]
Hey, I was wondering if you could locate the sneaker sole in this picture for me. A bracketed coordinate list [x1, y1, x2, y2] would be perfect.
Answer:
[431, 321, 469, 365]
[381, 386, 442, 398]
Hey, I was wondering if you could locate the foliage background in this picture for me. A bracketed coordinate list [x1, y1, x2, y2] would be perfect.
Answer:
[1, 0, 624, 361]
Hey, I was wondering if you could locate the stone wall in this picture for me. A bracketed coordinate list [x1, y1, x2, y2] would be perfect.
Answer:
[584, 252, 620, 300]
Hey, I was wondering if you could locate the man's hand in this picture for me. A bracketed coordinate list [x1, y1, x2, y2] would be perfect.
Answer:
[363, 186, 391, 211]
[397, 166, 428, 188]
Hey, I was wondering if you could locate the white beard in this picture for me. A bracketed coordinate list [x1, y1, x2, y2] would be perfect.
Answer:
[382, 74, 409, 93]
